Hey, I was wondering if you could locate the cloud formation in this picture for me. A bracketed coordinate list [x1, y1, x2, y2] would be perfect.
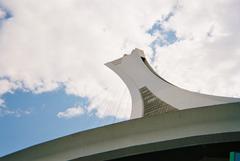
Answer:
[0, 0, 240, 119]
[152, 0, 240, 97]
[0, 98, 4, 106]
[57, 106, 84, 119]
[0, 0, 175, 119]
[0, 105, 31, 117]
[0, 8, 5, 19]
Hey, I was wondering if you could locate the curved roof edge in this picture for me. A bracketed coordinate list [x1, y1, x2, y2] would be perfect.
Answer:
[73, 132, 240, 161]
[2, 103, 240, 161]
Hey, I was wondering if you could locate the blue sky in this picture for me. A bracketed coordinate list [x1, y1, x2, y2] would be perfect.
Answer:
[147, 9, 179, 62]
[0, 0, 240, 157]
[0, 88, 121, 156]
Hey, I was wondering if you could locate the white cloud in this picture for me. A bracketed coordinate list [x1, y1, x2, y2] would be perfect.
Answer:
[152, 0, 240, 98]
[0, 8, 6, 19]
[0, 0, 239, 119]
[0, 106, 31, 117]
[0, 98, 4, 106]
[57, 106, 85, 119]
[0, 76, 32, 117]
[0, 79, 20, 95]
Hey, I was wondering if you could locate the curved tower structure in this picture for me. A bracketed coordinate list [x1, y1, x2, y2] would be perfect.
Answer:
[105, 48, 240, 119]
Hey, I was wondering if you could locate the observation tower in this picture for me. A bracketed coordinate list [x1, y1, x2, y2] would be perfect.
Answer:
[106, 48, 240, 119]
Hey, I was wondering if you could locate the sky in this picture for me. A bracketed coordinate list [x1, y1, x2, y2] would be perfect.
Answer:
[0, 0, 240, 157]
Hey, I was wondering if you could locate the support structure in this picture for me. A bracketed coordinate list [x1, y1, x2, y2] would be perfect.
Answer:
[105, 48, 240, 119]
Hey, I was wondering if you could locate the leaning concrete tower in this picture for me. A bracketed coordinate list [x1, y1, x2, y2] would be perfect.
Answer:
[105, 48, 240, 119]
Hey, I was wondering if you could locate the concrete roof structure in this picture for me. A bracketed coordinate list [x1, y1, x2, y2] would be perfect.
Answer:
[1, 49, 240, 161]
[1, 103, 240, 161]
